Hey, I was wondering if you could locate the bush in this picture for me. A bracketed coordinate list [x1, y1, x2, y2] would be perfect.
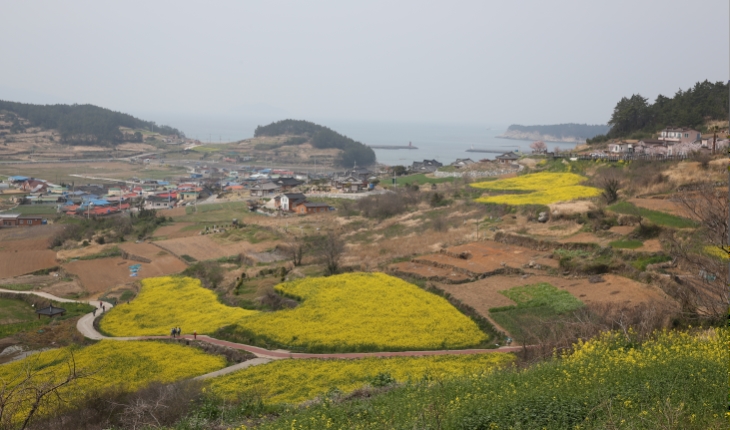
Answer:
[182, 261, 225, 289]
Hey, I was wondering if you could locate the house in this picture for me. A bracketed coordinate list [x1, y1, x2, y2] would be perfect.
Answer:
[609, 142, 635, 153]
[20, 179, 48, 193]
[451, 158, 475, 168]
[658, 127, 701, 145]
[495, 152, 519, 164]
[249, 182, 281, 197]
[0, 214, 46, 227]
[410, 159, 443, 173]
[280, 193, 307, 211]
[331, 167, 376, 193]
[180, 191, 199, 201]
[274, 177, 304, 190]
[144, 195, 174, 210]
[294, 202, 331, 214]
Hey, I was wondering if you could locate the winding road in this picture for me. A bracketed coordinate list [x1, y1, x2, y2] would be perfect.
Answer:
[0, 288, 522, 377]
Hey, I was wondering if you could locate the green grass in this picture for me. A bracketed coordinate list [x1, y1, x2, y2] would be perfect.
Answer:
[0, 298, 37, 323]
[631, 254, 672, 271]
[191, 145, 223, 152]
[0, 298, 95, 338]
[489, 283, 584, 342]
[393, 174, 455, 186]
[73, 246, 122, 261]
[4, 205, 58, 215]
[179, 202, 254, 223]
[609, 239, 644, 249]
[0, 284, 36, 291]
[607, 201, 697, 228]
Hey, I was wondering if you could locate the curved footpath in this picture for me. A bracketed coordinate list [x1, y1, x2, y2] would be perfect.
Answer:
[0, 288, 522, 377]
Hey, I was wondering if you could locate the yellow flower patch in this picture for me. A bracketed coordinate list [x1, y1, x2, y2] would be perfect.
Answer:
[471, 172, 600, 205]
[100, 276, 257, 336]
[0, 340, 225, 420]
[209, 353, 514, 404]
[241, 272, 487, 351]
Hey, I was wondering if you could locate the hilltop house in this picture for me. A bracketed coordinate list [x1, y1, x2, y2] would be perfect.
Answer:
[410, 159, 443, 173]
[331, 167, 376, 193]
[659, 127, 701, 145]
[495, 152, 519, 164]
[450, 158, 475, 168]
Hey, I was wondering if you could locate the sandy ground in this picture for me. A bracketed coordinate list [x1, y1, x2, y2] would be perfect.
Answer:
[548, 200, 597, 216]
[557, 232, 605, 245]
[438, 273, 675, 321]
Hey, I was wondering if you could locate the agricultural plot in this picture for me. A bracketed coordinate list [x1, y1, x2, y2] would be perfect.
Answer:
[472, 172, 601, 205]
[100, 276, 256, 336]
[103, 273, 487, 352]
[154, 235, 267, 261]
[0, 250, 58, 278]
[209, 353, 514, 405]
[607, 201, 696, 228]
[438, 273, 674, 328]
[151, 222, 197, 239]
[64, 254, 186, 294]
[231, 272, 487, 352]
[0, 340, 226, 421]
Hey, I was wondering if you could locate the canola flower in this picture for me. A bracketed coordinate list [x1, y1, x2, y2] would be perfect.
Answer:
[703, 245, 729, 260]
[471, 172, 601, 205]
[257, 328, 728, 429]
[100, 276, 257, 336]
[239, 272, 487, 352]
[103, 273, 487, 352]
[209, 353, 514, 404]
[0, 340, 225, 421]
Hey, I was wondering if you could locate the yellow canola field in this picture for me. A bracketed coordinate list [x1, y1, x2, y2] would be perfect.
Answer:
[100, 276, 257, 336]
[209, 353, 514, 404]
[1, 340, 225, 420]
[102, 274, 486, 351]
[241, 272, 487, 351]
[471, 172, 601, 205]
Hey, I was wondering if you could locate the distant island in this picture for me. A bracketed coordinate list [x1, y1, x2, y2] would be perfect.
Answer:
[497, 123, 611, 143]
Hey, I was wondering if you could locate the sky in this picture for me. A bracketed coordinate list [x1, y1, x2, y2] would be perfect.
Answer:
[1, 1, 728, 126]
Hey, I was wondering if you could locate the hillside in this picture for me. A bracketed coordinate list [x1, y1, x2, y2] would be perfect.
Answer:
[588, 79, 729, 143]
[254, 119, 376, 167]
[497, 123, 610, 143]
[0, 100, 183, 147]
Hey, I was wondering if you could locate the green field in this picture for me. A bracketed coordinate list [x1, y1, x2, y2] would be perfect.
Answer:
[178, 201, 255, 224]
[0, 298, 36, 324]
[608, 201, 697, 228]
[191, 145, 223, 152]
[489, 283, 584, 341]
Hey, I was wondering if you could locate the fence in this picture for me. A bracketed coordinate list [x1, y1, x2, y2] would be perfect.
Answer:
[552, 153, 690, 162]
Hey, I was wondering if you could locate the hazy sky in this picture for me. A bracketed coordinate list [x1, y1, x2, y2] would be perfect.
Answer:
[1, 1, 728, 126]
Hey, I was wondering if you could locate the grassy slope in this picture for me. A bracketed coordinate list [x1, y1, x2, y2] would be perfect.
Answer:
[608, 201, 696, 228]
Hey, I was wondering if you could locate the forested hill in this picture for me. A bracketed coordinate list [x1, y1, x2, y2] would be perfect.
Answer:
[0, 100, 183, 146]
[589, 80, 728, 143]
[497, 123, 610, 143]
[255, 119, 376, 167]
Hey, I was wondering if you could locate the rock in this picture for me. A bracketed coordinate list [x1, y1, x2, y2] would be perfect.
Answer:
[588, 275, 605, 283]
[537, 212, 549, 223]
[528, 260, 535, 268]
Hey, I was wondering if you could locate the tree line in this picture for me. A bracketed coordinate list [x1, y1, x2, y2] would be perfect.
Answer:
[588, 80, 728, 143]
[255, 119, 376, 167]
[0, 100, 184, 146]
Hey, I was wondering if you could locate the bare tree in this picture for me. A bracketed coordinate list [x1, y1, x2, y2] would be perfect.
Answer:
[316, 230, 345, 276]
[0, 350, 99, 430]
[285, 236, 305, 267]
[600, 176, 621, 205]
[668, 183, 729, 321]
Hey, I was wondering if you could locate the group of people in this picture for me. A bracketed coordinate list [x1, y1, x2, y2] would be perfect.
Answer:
[170, 327, 198, 339]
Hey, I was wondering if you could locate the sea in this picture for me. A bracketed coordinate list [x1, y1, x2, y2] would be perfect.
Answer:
[146, 114, 581, 167]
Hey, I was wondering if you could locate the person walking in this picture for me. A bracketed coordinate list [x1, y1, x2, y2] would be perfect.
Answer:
[170, 327, 176, 338]
[177, 327, 181, 338]
[193, 330, 197, 340]
[92, 309, 96, 317]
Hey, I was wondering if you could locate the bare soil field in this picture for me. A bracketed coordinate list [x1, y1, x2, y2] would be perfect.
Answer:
[438, 273, 675, 321]
[118, 242, 177, 260]
[159, 207, 187, 218]
[151, 223, 197, 239]
[389, 261, 471, 284]
[0, 250, 58, 278]
[629, 198, 685, 216]
[154, 235, 267, 261]
[64, 255, 186, 295]
[632, 239, 663, 253]
[558, 232, 608, 246]
[402, 241, 558, 279]
[56, 243, 116, 261]
[609, 226, 635, 235]
[0, 225, 62, 247]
